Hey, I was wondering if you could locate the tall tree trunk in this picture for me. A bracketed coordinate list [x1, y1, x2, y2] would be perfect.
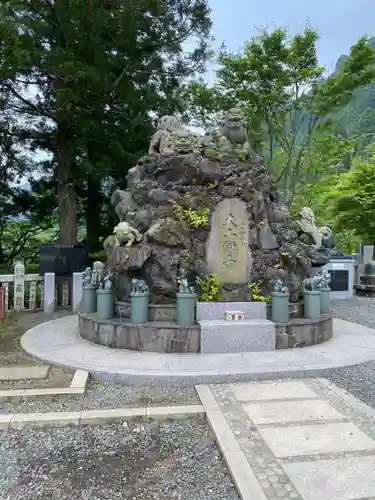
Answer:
[56, 123, 77, 244]
[85, 175, 103, 254]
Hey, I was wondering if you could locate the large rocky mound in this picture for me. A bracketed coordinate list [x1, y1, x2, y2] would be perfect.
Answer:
[107, 111, 328, 304]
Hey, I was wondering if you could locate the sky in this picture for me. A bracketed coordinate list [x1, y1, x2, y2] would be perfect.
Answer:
[208, 0, 374, 74]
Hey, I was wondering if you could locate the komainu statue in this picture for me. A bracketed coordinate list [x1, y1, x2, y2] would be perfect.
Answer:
[297, 207, 332, 248]
[113, 222, 142, 247]
[148, 115, 201, 156]
[218, 108, 251, 154]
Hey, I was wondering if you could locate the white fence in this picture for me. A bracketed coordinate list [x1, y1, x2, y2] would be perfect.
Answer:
[0, 263, 82, 314]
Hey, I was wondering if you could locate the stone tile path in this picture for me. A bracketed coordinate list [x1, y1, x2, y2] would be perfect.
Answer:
[197, 379, 375, 500]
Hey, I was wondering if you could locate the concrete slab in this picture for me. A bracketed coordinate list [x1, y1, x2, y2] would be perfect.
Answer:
[10, 411, 81, 430]
[224, 450, 268, 500]
[0, 414, 14, 431]
[282, 455, 375, 500]
[0, 406, 205, 431]
[146, 405, 205, 420]
[200, 319, 276, 353]
[196, 301, 266, 321]
[0, 365, 49, 381]
[259, 422, 375, 457]
[243, 399, 344, 425]
[70, 369, 89, 389]
[79, 408, 146, 426]
[0, 386, 84, 401]
[195, 385, 220, 410]
[206, 409, 241, 454]
[231, 380, 318, 402]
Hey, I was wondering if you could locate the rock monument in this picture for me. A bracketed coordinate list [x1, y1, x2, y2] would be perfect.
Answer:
[105, 108, 328, 304]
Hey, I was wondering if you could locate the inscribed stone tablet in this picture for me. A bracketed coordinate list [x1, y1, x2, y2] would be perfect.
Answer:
[206, 198, 252, 283]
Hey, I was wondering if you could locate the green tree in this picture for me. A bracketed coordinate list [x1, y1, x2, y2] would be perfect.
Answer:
[0, 0, 212, 245]
[325, 145, 375, 244]
[182, 28, 375, 204]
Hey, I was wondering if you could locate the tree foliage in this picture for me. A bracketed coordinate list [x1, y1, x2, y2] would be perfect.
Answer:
[325, 145, 375, 244]
[0, 0, 212, 250]
[181, 28, 375, 204]
[3, 14, 375, 266]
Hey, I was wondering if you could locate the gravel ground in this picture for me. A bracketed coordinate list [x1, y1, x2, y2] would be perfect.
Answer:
[332, 296, 375, 329]
[329, 296, 375, 409]
[0, 381, 200, 414]
[0, 420, 239, 500]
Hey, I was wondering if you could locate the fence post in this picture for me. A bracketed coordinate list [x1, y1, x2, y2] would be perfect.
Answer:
[0, 287, 5, 321]
[44, 273, 55, 314]
[61, 279, 69, 308]
[72, 272, 83, 312]
[14, 262, 25, 311]
[3, 282, 9, 312]
[29, 281, 37, 310]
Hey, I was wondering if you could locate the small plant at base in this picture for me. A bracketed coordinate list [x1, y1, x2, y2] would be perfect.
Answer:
[247, 281, 271, 303]
[89, 250, 106, 262]
[280, 252, 291, 257]
[238, 150, 246, 163]
[173, 203, 210, 229]
[197, 274, 222, 301]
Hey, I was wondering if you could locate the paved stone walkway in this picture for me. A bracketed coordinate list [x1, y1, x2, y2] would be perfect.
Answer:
[21, 315, 375, 385]
[197, 379, 375, 500]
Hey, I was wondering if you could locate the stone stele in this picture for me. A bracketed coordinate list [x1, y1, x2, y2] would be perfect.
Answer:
[206, 198, 252, 283]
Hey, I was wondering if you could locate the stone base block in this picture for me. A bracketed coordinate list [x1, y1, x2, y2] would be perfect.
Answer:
[199, 319, 275, 353]
[78, 313, 199, 353]
[360, 275, 375, 286]
[115, 302, 176, 321]
[196, 302, 266, 321]
[275, 314, 333, 349]
[355, 284, 375, 297]
[266, 301, 303, 320]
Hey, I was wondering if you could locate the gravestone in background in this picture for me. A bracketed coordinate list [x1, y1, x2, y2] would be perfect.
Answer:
[39, 244, 88, 276]
[327, 269, 349, 292]
[206, 198, 252, 284]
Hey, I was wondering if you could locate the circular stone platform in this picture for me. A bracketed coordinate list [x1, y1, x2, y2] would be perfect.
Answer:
[21, 315, 375, 386]
[78, 311, 332, 353]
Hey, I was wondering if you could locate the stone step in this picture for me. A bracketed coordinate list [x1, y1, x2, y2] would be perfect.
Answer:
[199, 319, 275, 353]
[196, 302, 267, 321]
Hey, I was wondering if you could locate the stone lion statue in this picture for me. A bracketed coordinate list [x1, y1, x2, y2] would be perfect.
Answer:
[316, 270, 331, 290]
[297, 207, 332, 248]
[301, 275, 321, 292]
[113, 222, 142, 247]
[214, 108, 251, 156]
[220, 108, 248, 143]
[273, 279, 288, 294]
[148, 115, 201, 156]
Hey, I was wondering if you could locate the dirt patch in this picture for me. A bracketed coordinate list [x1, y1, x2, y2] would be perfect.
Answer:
[0, 310, 74, 388]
